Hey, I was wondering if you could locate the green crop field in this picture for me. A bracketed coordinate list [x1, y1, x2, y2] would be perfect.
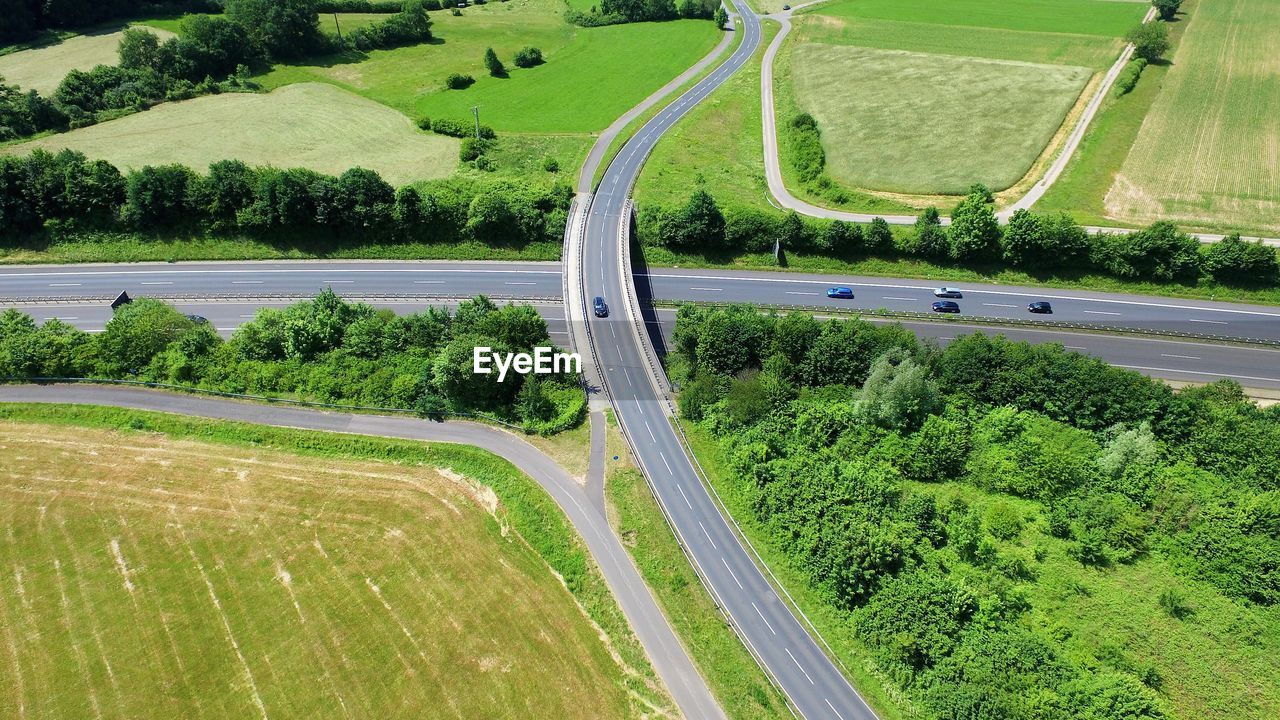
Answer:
[259, 0, 721, 134]
[0, 420, 642, 719]
[815, 0, 1145, 37]
[1104, 0, 1280, 234]
[0, 26, 175, 95]
[5, 83, 458, 184]
[791, 45, 1089, 194]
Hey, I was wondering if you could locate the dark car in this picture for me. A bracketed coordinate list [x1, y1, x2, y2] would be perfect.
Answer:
[185, 314, 209, 325]
[931, 301, 960, 313]
[1028, 301, 1053, 314]
[593, 296, 608, 318]
[826, 286, 854, 299]
[933, 287, 963, 299]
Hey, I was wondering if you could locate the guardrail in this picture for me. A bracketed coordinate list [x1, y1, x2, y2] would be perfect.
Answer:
[650, 300, 1280, 348]
[615, 200, 680, 417]
[0, 377, 528, 429]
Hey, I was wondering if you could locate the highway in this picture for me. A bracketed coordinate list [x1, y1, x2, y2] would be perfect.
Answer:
[6, 260, 1279, 342]
[573, 2, 885, 718]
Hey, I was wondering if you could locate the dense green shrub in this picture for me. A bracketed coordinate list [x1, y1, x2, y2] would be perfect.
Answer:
[344, 0, 432, 51]
[786, 112, 826, 185]
[1114, 57, 1148, 96]
[513, 46, 544, 68]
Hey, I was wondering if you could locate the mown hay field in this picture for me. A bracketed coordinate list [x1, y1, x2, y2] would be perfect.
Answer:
[4, 83, 458, 184]
[816, 0, 1146, 37]
[791, 44, 1090, 194]
[0, 421, 635, 719]
[0, 26, 176, 95]
[1105, 0, 1280, 233]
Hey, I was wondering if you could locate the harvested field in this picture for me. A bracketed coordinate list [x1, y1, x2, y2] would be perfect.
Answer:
[1105, 0, 1280, 233]
[0, 421, 636, 719]
[4, 83, 458, 184]
[0, 26, 175, 95]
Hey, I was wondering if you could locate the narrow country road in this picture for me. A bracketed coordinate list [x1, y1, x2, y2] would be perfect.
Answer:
[0, 383, 718, 717]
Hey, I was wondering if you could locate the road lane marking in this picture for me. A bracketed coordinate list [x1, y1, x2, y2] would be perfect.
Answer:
[323, 280, 353, 284]
[826, 698, 847, 720]
[882, 296, 915, 301]
[659, 451, 672, 473]
[1114, 365, 1280, 384]
[48, 283, 81, 287]
[413, 280, 444, 284]
[231, 281, 262, 284]
[1161, 353, 1201, 360]
[752, 602, 776, 635]
[40, 316, 77, 320]
[140, 281, 172, 285]
[786, 291, 820, 296]
[645, 420, 656, 441]
[503, 281, 536, 285]
[1083, 310, 1121, 316]
[688, 287, 722, 291]
[983, 303, 1018, 308]
[1188, 318, 1228, 325]
[699, 521, 717, 549]
[622, 367, 633, 388]
[785, 648, 814, 685]
[720, 557, 744, 589]
[1066, 345, 1087, 350]
[677, 483, 693, 509]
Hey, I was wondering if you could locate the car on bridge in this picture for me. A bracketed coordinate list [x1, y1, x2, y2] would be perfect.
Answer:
[932, 300, 961, 313]
[826, 286, 854, 299]
[593, 296, 609, 318]
[1028, 301, 1053, 314]
[933, 287, 964, 298]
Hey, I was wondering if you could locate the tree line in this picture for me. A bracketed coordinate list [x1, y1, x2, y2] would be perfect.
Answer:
[0, 292, 585, 434]
[569, 0, 717, 27]
[0, 149, 573, 246]
[0, 0, 215, 44]
[1, 0, 432, 141]
[672, 303, 1279, 719]
[639, 189, 1280, 287]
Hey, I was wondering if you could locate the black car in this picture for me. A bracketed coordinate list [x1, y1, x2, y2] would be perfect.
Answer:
[593, 296, 609, 318]
[185, 314, 209, 325]
[1028, 301, 1053, 314]
[931, 301, 960, 313]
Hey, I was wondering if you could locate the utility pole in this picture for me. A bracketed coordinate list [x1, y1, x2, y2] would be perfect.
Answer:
[333, 12, 342, 42]
[472, 106, 481, 141]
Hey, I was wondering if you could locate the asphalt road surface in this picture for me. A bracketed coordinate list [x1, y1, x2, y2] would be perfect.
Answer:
[576, 3, 881, 718]
[4, 261, 1278, 342]
[0, 384, 718, 716]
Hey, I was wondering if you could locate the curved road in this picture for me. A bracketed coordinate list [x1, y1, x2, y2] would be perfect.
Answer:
[576, 3, 880, 718]
[0, 383, 720, 716]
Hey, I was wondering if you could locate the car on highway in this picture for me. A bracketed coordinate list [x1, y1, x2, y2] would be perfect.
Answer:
[185, 314, 209, 325]
[593, 296, 609, 318]
[826, 286, 854, 299]
[932, 300, 960, 313]
[1028, 301, 1053, 314]
[933, 287, 963, 298]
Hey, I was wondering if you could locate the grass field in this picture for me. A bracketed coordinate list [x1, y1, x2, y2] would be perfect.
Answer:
[791, 45, 1090, 194]
[4, 83, 458, 184]
[815, 0, 1145, 37]
[0, 417, 647, 719]
[259, 0, 721, 134]
[0, 26, 175, 95]
[1104, 0, 1280, 234]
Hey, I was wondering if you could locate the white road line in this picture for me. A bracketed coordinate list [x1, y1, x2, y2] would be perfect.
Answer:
[644, 420, 656, 441]
[720, 557, 744, 589]
[1083, 310, 1121, 316]
[622, 367, 633, 388]
[41, 316, 77, 320]
[677, 483, 693, 509]
[413, 280, 445, 284]
[230, 281, 262, 284]
[48, 283, 81, 287]
[324, 280, 354, 284]
[882, 296, 915, 301]
[786, 291, 820, 296]
[786, 648, 814, 685]
[1161, 353, 1201, 360]
[1066, 345, 1087, 350]
[659, 451, 672, 473]
[1188, 318, 1228, 325]
[1114, 365, 1280, 384]
[826, 698, 847, 720]
[504, 281, 536, 285]
[140, 281, 172, 285]
[752, 602, 776, 635]
[688, 287, 723, 291]
[983, 303, 1018, 308]
[699, 521, 717, 549]
[239, 314, 256, 318]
